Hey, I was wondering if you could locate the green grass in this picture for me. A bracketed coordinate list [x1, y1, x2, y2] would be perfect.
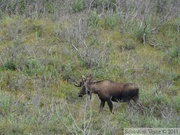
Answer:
[0, 2, 179, 134]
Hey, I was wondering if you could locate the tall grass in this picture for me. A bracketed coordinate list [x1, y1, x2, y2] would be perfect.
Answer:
[0, 0, 179, 134]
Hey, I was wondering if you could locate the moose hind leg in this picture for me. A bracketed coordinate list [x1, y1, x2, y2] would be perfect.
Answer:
[107, 100, 113, 113]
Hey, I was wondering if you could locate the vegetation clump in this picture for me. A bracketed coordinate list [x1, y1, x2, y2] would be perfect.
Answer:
[0, 0, 179, 134]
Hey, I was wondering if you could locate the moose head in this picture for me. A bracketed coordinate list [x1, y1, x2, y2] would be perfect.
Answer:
[75, 75, 93, 99]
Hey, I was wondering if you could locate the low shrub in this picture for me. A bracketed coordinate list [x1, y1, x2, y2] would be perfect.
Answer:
[72, 0, 84, 13]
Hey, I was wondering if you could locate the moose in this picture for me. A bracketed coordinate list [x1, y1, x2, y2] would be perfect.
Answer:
[76, 75, 143, 113]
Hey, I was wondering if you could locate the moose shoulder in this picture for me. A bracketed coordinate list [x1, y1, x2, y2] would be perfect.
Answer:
[76, 75, 143, 113]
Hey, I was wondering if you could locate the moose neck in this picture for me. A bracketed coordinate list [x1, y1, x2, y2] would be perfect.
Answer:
[88, 81, 99, 94]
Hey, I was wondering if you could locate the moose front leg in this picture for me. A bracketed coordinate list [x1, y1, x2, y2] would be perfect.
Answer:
[107, 100, 113, 113]
[99, 100, 105, 113]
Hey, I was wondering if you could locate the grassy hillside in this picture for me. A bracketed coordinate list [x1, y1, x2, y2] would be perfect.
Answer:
[0, 0, 179, 134]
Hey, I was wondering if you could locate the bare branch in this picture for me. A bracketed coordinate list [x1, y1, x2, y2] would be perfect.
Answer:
[150, 2, 179, 33]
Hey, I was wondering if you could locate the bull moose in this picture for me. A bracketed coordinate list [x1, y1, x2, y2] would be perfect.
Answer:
[76, 75, 143, 113]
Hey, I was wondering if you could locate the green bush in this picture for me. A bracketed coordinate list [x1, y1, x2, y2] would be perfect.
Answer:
[24, 59, 46, 76]
[163, 46, 180, 64]
[104, 13, 119, 30]
[169, 47, 179, 59]
[172, 96, 180, 112]
[44, 1, 55, 14]
[91, 0, 116, 11]
[3, 60, 16, 71]
[0, 91, 11, 116]
[86, 10, 99, 27]
[72, 0, 84, 13]
[121, 39, 137, 50]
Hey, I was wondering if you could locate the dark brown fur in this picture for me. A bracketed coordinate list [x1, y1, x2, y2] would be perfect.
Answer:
[77, 75, 143, 113]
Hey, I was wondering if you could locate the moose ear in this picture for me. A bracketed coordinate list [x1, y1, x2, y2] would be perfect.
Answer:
[74, 80, 81, 87]
[75, 76, 86, 87]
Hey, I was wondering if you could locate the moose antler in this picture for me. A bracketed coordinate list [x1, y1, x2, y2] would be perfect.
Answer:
[74, 75, 86, 87]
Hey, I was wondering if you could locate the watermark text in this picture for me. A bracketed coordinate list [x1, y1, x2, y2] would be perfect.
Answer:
[124, 128, 180, 135]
